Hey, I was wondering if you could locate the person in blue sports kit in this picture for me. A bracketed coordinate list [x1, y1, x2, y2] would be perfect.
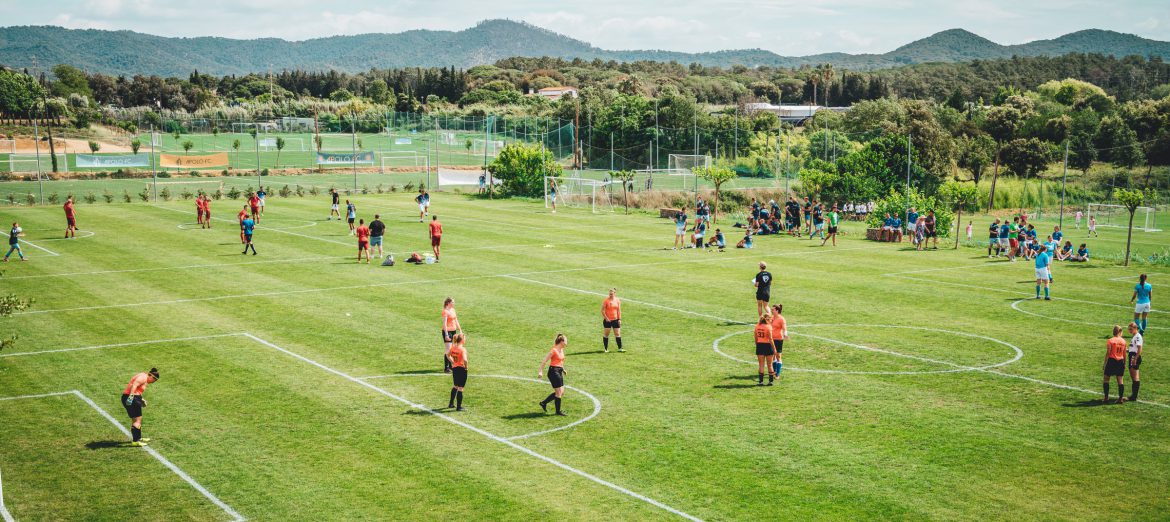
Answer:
[998, 221, 1011, 259]
[1052, 225, 1063, 245]
[4, 222, 26, 262]
[241, 216, 257, 255]
[1034, 244, 1051, 300]
[1042, 235, 1058, 282]
[673, 207, 689, 250]
[1131, 273, 1152, 333]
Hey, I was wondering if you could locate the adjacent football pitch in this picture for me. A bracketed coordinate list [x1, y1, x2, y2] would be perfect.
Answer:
[1, 195, 1167, 521]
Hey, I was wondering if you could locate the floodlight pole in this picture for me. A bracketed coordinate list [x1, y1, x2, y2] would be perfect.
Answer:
[255, 127, 261, 188]
[610, 133, 614, 172]
[905, 132, 912, 215]
[1059, 140, 1069, 229]
[784, 130, 791, 194]
[151, 125, 158, 201]
[33, 110, 44, 205]
[351, 118, 358, 192]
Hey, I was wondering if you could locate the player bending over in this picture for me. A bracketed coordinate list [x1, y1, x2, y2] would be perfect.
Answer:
[122, 368, 160, 446]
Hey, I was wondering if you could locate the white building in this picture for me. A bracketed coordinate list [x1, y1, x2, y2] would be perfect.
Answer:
[532, 86, 579, 101]
[742, 103, 848, 123]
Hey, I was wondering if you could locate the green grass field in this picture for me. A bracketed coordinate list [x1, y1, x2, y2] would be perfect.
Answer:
[1, 195, 1168, 521]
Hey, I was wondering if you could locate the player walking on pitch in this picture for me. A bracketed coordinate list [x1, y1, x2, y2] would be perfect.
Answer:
[1103, 325, 1128, 403]
[1034, 244, 1052, 300]
[1131, 274, 1152, 333]
[538, 334, 569, 416]
[429, 216, 443, 262]
[602, 288, 623, 353]
[754, 262, 773, 318]
[346, 200, 357, 235]
[64, 195, 77, 238]
[821, 204, 839, 246]
[369, 214, 386, 259]
[237, 204, 248, 243]
[356, 218, 371, 264]
[446, 333, 468, 411]
[195, 194, 205, 227]
[121, 368, 160, 446]
[441, 298, 462, 373]
[328, 188, 341, 220]
[770, 304, 789, 377]
[241, 215, 257, 255]
[4, 222, 26, 261]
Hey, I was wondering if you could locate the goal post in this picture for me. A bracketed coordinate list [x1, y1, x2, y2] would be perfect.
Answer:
[8, 154, 68, 173]
[379, 153, 429, 174]
[545, 176, 616, 213]
[0, 139, 14, 153]
[1087, 203, 1161, 232]
[667, 154, 710, 175]
[258, 137, 306, 152]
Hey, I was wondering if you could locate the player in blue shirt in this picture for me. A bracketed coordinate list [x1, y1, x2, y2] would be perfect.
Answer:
[241, 217, 257, 255]
[1131, 273, 1153, 333]
[1034, 244, 1051, 300]
[673, 208, 689, 249]
[346, 200, 357, 235]
[1052, 225, 1063, 244]
[890, 216, 903, 242]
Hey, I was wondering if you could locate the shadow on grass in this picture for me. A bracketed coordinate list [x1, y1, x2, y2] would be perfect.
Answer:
[394, 369, 444, 375]
[1062, 399, 1113, 408]
[713, 384, 762, 389]
[85, 440, 128, 449]
[724, 375, 759, 380]
[501, 412, 546, 420]
[568, 350, 607, 356]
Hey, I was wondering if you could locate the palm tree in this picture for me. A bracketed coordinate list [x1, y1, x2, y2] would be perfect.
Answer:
[232, 139, 241, 169]
[274, 137, 286, 169]
[820, 64, 834, 107]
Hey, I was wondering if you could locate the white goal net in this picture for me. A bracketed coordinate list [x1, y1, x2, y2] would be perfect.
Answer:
[8, 153, 68, 173]
[545, 176, 616, 213]
[472, 139, 505, 154]
[1087, 204, 1161, 232]
[380, 153, 429, 174]
[0, 139, 14, 153]
[259, 137, 306, 152]
[667, 154, 710, 175]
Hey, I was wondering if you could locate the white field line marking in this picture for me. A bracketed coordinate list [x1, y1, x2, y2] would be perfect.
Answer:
[504, 276, 1169, 409]
[888, 274, 1169, 315]
[2, 257, 336, 280]
[502, 275, 749, 324]
[0, 334, 241, 358]
[0, 231, 59, 257]
[711, 326, 1024, 376]
[0, 466, 12, 522]
[15, 245, 876, 316]
[151, 204, 353, 247]
[883, 263, 1003, 276]
[358, 373, 602, 441]
[70, 391, 246, 522]
[244, 334, 702, 521]
[1009, 299, 1167, 331]
[0, 390, 244, 521]
[37, 230, 96, 241]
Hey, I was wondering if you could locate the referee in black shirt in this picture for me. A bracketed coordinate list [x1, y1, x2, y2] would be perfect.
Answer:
[754, 262, 773, 318]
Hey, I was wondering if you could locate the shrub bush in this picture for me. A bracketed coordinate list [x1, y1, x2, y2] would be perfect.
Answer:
[309, 186, 320, 196]
[160, 187, 171, 201]
[279, 185, 291, 198]
[180, 188, 193, 200]
[24, 194, 35, 206]
[295, 185, 305, 197]
[102, 190, 114, 203]
[47, 193, 59, 204]
[83, 193, 97, 204]
[227, 186, 242, 200]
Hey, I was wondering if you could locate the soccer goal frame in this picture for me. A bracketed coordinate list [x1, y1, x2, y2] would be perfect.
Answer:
[667, 154, 711, 175]
[472, 139, 505, 155]
[379, 153, 429, 174]
[1087, 203, 1161, 232]
[0, 139, 14, 154]
[545, 176, 616, 214]
[8, 154, 68, 173]
[258, 137, 306, 152]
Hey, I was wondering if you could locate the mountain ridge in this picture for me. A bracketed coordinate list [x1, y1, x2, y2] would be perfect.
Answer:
[1, 19, 1168, 76]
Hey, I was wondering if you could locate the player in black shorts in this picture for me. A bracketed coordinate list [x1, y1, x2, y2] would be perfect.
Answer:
[753, 261, 772, 318]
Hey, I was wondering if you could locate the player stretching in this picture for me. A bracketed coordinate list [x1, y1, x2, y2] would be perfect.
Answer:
[4, 222, 26, 261]
[328, 188, 341, 220]
[241, 215, 257, 255]
[753, 262, 772, 318]
[441, 298, 461, 373]
[1131, 273, 1152, 333]
[754, 316, 777, 386]
[770, 304, 789, 376]
[446, 333, 468, 411]
[1127, 322, 1143, 402]
[237, 204, 248, 243]
[356, 219, 371, 264]
[1034, 244, 1051, 300]
[538, 334, 568, 416]
[1103, 325, 1127, 403]
[64, 195, 77, 238]
[429, 216, 443, 262]
[121, 368, 160, 446]
[601, 288, 623, 353]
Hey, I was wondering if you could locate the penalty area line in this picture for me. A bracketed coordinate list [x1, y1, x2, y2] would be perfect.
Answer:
[0, 466, 11, 522]
[0, 231, 59, 257]
[244, 333, 702, 521]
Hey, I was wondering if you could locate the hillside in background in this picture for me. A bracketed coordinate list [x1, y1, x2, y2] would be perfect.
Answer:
[1, 19, 1169, 76]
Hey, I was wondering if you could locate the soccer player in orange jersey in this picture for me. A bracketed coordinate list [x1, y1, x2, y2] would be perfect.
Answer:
[441, 297, 462, 373]
[428, 216, 443, 262]
[446, 333, 469, 411]
[754, 316, 777, 386]
[195, 194, 205, 227]
[355, 219, 371, 264]
[63, 195, 77, 238]
[121, 368, 160, 446]
[1103, 325, 1128, 403]
[601, 288, 623, 353]
[201, 194, 212, 229]
[237, 204, 249, 244]
[538, 334, 568, 416]
[769, 304, 789, 377]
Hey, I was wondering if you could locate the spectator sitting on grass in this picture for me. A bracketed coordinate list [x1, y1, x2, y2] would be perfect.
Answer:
[1070, 243, 1090, 262]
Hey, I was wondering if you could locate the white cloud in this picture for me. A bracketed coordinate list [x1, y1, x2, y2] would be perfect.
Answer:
[836, 30, 874, 48]
[48, 13, 114, 30]
[1136, 17, 1159, 31]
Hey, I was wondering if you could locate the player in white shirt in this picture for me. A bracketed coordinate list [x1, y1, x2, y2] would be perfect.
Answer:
[1127, 322, 1143, 402]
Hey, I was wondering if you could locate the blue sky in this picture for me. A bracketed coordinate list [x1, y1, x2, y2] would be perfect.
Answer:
[4, 0, 1168, 55]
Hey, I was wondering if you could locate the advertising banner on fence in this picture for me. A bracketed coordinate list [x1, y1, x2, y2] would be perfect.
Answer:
[316, 151, 374, 165]
[75, 153, 150, 168]
[159, 153, 229, 168]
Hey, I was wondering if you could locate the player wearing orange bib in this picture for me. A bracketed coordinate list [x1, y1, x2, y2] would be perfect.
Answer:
[121, 368, 160, 446]
[601, 288, 623, 353]
[441, 297, 462, 373]
[237, 205, 249, 244]
[196, 194, 205, 227]
[446, 333, 469, 411]
[1104, 325, 1128, 403]
[538, 334, 568, 416]
[754, 316, 777, 386]
[429, 216, 443, 262]
[769, 304, 789, 377]
[201, 194, 212, 229]
[355, 219, 371, 264]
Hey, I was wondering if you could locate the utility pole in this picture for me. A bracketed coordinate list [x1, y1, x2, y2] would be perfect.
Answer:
[610, 133, 614, 172]
[574, 96, 581, 169]
[33, 110, 43, 205]
[1059, 140, 1069, 229]
[350, 118, 357, 192]
[905, 132, 913, 215]
[150, 125, 157, 201]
